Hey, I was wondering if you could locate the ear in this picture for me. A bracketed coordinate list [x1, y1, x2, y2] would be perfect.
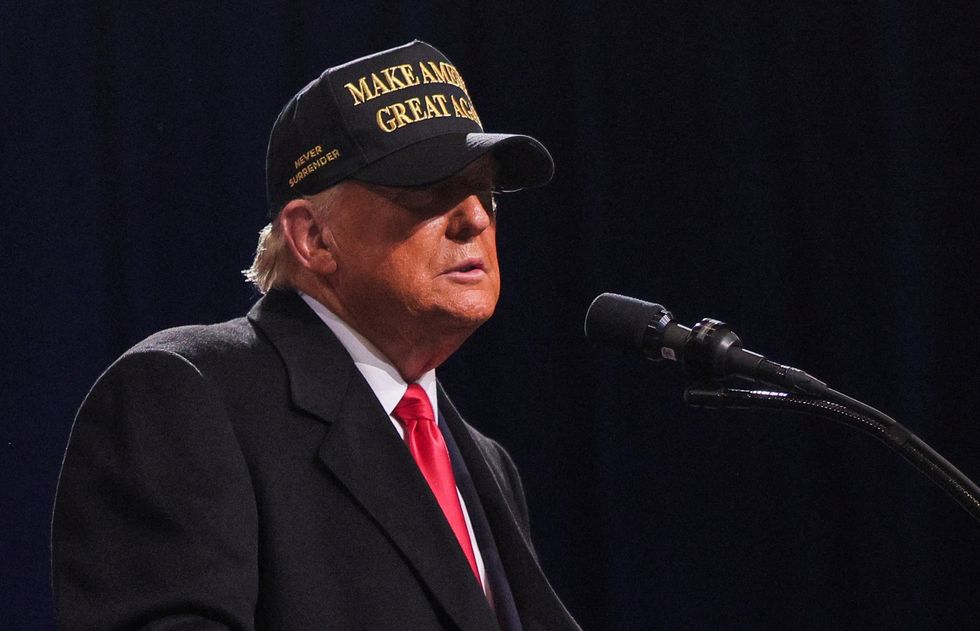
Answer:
[279, 198, 338, 276]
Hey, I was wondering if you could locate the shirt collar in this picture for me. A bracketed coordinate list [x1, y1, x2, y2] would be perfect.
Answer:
[299, 293, 438, 420]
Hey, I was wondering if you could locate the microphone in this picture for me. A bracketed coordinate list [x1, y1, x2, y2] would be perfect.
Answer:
[584, 293, 827, 396]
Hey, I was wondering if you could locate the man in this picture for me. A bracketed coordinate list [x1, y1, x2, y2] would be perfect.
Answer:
[53, 41, 580, 630]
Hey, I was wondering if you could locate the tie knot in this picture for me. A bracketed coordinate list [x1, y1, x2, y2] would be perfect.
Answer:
[393, 383, 434, 425]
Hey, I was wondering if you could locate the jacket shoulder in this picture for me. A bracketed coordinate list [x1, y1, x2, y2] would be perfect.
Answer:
[117, 316, 281, 377]
[129, 316, 259, 360]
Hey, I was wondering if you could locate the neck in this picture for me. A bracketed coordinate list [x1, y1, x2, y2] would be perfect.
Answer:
[299, 284, 475, 383]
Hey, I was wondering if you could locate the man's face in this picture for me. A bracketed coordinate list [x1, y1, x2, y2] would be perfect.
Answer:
[324, 157, 500, 340]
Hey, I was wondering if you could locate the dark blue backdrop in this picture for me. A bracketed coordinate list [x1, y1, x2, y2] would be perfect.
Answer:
[5, 2, 980, 629]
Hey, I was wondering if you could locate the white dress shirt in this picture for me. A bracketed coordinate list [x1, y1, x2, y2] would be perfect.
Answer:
[300, 293, 489, 592]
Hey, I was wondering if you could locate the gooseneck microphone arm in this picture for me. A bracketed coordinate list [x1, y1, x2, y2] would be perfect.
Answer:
[685, 386, 980, 523]
[585, 292, 980, 525]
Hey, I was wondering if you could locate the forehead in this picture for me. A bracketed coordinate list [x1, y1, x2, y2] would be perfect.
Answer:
[321, 155, 494, 222]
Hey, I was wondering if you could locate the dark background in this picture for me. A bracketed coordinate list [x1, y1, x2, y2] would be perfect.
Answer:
[4, 2, 980, 629]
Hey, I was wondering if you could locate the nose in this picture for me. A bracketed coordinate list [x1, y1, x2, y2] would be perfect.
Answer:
[446, 193, 493, 241]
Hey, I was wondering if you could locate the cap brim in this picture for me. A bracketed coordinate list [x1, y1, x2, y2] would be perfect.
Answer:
[351, 132, 554, 192]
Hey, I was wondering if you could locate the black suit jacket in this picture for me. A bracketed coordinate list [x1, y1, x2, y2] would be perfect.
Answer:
[53, 290, 580, 630]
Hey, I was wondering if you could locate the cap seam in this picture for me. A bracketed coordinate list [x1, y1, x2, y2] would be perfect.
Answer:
[321, 70, 370, 169]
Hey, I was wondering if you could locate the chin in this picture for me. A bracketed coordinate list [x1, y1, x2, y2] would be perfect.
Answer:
[439, 297, 497, 331]
[451, 306, 496, 329]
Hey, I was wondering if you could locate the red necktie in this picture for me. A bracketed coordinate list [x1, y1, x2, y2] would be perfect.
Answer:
[393, 384, 482, 587]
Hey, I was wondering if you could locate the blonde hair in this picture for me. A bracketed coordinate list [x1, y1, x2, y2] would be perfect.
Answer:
[243, 183, 346, 293]
[243, 221, 289, 293]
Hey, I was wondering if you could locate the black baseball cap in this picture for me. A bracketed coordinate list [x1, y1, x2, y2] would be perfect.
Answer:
[265, 40, 554, 214]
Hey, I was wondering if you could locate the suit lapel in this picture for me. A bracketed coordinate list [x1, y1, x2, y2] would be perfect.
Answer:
[438, 388, 581, 631]
[248, 291, 498, 631]
[440, 405, 524, 631]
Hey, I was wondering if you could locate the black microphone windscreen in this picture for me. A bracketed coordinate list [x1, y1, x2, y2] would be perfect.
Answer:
[584, 293, 663, 352]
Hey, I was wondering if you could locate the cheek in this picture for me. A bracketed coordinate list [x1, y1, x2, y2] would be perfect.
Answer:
[377, 248, 438, 309]
[481, 226, 499, 265]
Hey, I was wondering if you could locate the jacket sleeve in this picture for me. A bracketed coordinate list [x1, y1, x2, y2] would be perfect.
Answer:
[52, 348, 258, 630]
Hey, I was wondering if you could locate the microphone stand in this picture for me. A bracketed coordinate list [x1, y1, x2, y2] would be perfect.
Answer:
[582, 293, 980, 523]
[684, 383, 980, 524]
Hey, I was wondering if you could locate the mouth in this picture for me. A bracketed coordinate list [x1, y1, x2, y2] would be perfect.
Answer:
[441, 258, 488, 282]
[446, 258, 485, 274]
